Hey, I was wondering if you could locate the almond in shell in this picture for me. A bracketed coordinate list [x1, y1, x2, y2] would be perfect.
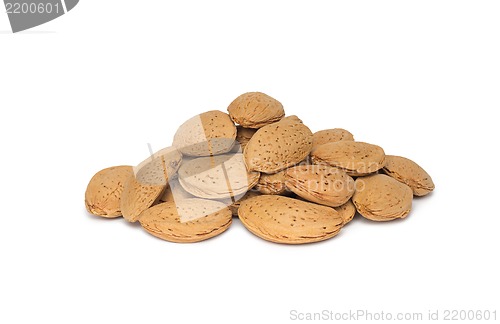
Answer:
[160, 178, 193, 203]
[85, 165, 133, 218]
[312, 128, 354, 150]
[227, 92, 284, 128]
[255, 170, 288, 195]
[178, 153, 260, 200]
[311, 141, 386, 176]
[238, 195, 343, 244]
[231, 126, 257, 153]
[139, 198, 232, 243]
[228, 190, 261, 216]
[173, 110, 236, 157]
[244, 116, 313, 174]
[121, 146, 183, 222]
[120, 176, 165, 223]
[352, 174, 413, 221]
[382, 155, 435, 196]
[134, 146, 182, 186]
[285, 164, 355, 207]
[334, 200, 356, 225]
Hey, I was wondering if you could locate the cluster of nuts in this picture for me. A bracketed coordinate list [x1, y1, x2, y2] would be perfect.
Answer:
[85, 92, 435, 244]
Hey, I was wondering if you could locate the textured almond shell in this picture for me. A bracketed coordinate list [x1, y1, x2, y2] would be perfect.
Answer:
[311, 141, 386, 176]
[334, 200, 356, 225]
[285, 164, 355, 207]
[85, 165, 133, 218]
[178, 153, 260, 199]
[231, 126, 257, 153]
[312, 128, 354, 150]
[227, 92, 285, 128]
[173, 110, 236, 156]
[160, 178, 193, 203]
[382, 155, 435, 196]
[238, 195, 343, 244]
[244, 116, 313, 174]
[352, 174, 413, 221]
[228, 190, 261, 216]
[255, 170, 287, 195]
[120, 175, 165, 223]
[139, 199, 232, 243]
[134, 146, 182, 186]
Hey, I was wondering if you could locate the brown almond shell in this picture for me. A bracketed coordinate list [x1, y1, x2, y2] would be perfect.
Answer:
[382, 155, 435, 196]
[352, 174, 413, 221]
[285, 164, 355, 207]
[312, 128, 354, 150]
[311, 141, 386, 176]
[244, 116, 313, 174]
[85, 165, 133, 218]
[227, 92, 284, 128]
[238, 195, 343, 244]
[139, 199, 232, 243]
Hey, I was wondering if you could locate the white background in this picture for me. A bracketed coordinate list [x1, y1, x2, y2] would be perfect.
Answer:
[1, 1, 499, 323]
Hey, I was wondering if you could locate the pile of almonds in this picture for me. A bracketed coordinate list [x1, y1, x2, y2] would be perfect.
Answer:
[85, 92, 435, 244]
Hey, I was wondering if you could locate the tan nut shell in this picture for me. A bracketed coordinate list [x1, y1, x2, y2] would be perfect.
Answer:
[139, 199, 232, 243]
[85, 165, 133, 218]
[352, 174, 413, 221]
[255, 170, 287, 195]
[382, 155, 435, 196]
[173, 110, 236, 157]
[231, 126, 257, 153]
[312, 128, 354, 150]
[134, 146, 182, 186]
[334, 200, 356, 225]
[120, 175, 165, 223]
[311, 141, 386, 176]
[178, 153, 260, 199]
[228, 190, 261, 216]
[160, 178, 193, 203]
[120, 146, 183, 222]
[227, 92, 285, 128]
[238, 195, 343, 244]
[285, 164, 355, 207]
[244, 116, 313, 174]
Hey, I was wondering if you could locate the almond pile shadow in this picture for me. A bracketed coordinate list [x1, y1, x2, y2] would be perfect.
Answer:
[85, 91, 435, 244]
